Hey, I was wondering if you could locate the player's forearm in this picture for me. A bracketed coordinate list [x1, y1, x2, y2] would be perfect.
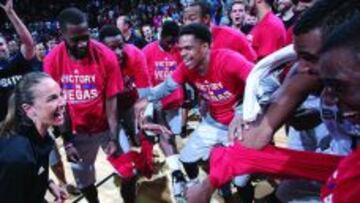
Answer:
[148, 77, 179, 102]
[262, 73, 321, 132]
[137, 87, 151, 99]
[6, 9, 34, 59]
[106, 96, 119, 141]
[59, 105, 74, 143]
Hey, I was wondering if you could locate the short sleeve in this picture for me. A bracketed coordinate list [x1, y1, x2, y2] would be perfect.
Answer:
[226, 52, 253, 83]
[171, 63, 188, 85]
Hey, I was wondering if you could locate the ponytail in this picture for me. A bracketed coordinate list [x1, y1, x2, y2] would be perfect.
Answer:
[0, 93, 17, 137]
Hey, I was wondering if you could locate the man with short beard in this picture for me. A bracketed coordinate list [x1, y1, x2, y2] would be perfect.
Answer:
[142, 21, 188, 200]
[99, 24, 152, 203]
[185, 0, 359, 202]
[247, 0, 287, 59]
[186, 12, 360, 203]
[183, 0, 257, 62]
[117, 15, 147, 49]
[276, 0, 297, 29]
[138, 23, 253, 203]
[44, 8, 123, 203]
[237, 0, 358, 154]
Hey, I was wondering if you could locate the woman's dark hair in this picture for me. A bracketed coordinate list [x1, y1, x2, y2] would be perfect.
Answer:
[0, 72, 51, 136]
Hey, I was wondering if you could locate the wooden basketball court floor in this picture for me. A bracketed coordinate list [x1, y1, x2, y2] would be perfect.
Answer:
[45, 122, 287, 203]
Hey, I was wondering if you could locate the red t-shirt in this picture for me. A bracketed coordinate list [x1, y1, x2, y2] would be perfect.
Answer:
[321, 148, 360, 203]
[249, 12, 287, 59]
[118, 44, 152, 110]
[172, 49, 253, 125]
[142, 41, 184, 110]
[44, 40, 124, 134]
[211, 25, 257, 62]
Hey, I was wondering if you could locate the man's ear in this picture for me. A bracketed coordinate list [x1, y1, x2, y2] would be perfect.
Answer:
[201, 42, 210, 50]
[202, 14, 212, 26]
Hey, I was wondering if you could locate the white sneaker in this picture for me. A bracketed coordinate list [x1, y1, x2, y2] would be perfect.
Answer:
[171, 170, 186, 203]
[171, 170, 187, 199]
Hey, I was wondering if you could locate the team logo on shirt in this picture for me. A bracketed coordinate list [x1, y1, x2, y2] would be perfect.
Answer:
[61, 74, 99, 103]
[154, 60, 177, 81]
[0, 75, 23, 88]
[195, 80, 233, 102]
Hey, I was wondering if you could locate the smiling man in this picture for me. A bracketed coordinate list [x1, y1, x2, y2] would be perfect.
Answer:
[142, 21, 189, 199]
[99, 24, 152, 203]
[138, 23, 253, 201]
[44, 8, 123, 203]
[183, 1, 257, 62]
[318, 13, 360, 202]
[185, 12, 360, 203]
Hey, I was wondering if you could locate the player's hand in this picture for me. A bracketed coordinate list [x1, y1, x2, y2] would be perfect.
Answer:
[186, 178, 214, 203]
[49, 181, 69, 203]
[228, 114, 246, 144]
[105, 140, 119, 156]
[0, 0, 13, 14]
[142, 123, 173, 136]
[64, 142, 82, 163]
[134, 98, 149, 128]
[238, 117, 274, 150]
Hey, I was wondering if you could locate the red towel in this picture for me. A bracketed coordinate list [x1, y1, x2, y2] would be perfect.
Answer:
[108, 133, 154, 179]
[209, 142, 343, 188]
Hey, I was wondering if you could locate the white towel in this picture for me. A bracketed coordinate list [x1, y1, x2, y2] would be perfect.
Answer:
[243, 45, 297, 122]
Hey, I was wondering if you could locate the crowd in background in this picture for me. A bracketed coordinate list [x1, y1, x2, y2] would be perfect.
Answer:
[1, 0, 257, 49]
[0, 0, 184, 45]
[2, 0, 359, 203]
[0, 0, 308, 54]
